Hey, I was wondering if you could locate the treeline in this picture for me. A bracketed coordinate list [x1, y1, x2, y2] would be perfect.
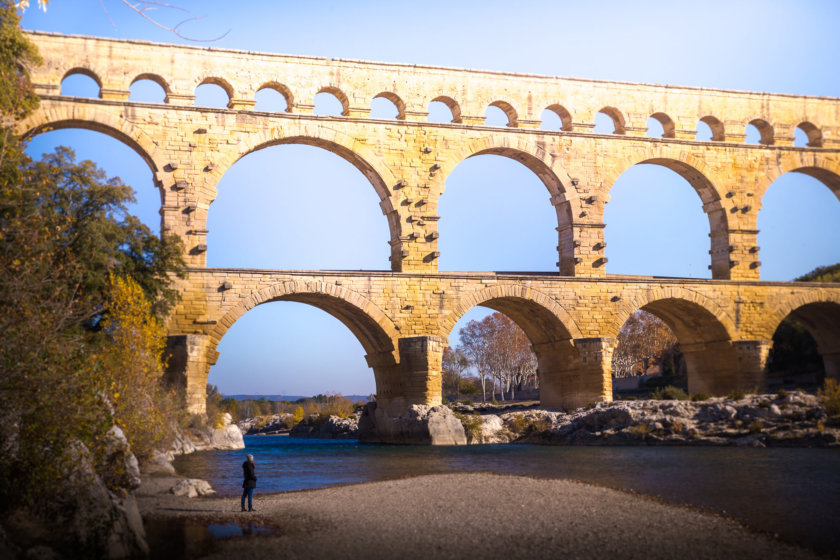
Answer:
[206, 386, 360, 422]
[0, 3, 184, 548]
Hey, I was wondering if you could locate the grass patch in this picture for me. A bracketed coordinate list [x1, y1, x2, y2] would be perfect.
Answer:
[690, 393, 711, 402]
[454, 411, 484, 442]
[651, 386, 689, 401]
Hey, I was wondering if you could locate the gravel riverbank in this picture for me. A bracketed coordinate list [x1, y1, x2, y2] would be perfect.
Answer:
[137, 472, 823, 560]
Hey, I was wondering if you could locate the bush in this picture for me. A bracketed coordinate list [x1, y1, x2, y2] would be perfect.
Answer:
[818, 378, 840, 421]
[727, 389, 746, 401]
[748, 421, 763, 434]
[651, 386, 689, 401]
[508, 413, 527, 434]
[777, 389, 789, 399]
[690, 393, 711, 402]
[454, 411, 483, 442]
[460, 399, 473, 406]
[757, 400, 770, 409]
[629, 422, 650, 437]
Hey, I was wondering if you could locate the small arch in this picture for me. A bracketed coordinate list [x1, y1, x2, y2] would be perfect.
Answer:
[130, 73, 169, 95]
[595, 106, 626, 135]
[541, 104, 573, 131]
[746, 119, 774, 145]
[129, 74, 168, 104]
[195, 77, 233, 108]
[60, 67, 102, 98]
[255, 81, 293, 112]
[648, 112, 675, 138]
[428, 95, 462, 124]
[795, 122, 822, 148]
[371, 92, 405, 120]
[697, 116, 725, 141]
[486, 100, 518, 128]
[314, 86, 349, 116]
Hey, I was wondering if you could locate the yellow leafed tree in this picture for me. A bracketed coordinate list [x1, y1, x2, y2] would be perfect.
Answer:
[99, 274, 177, 459]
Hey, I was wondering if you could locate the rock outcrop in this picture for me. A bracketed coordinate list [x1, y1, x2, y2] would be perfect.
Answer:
[359, 402, 467, 445]
[238, 413, 294, 435]
[450, 392, 838, 447]
[169, 478, 215, 498]
[290, 414, 360, 439]
[3, 426, 149, 559]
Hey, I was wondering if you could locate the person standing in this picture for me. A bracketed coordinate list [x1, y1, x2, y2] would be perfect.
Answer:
[241, 454, 257, 512]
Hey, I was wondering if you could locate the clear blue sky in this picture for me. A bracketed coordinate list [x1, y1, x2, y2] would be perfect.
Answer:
[21, 0, 840, 397]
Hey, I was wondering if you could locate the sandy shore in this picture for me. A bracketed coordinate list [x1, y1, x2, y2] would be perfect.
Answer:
[137, 473, 822, 560]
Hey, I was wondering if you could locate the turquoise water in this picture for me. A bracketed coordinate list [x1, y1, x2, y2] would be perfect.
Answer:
[173, 436, 840, 553]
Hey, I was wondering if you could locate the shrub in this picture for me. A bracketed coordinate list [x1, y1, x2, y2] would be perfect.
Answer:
[454, 411, 483, 442]
[651, 386, 689, 401]
[621, 395, 638, 401]
[776, 389, 789, 399]
[727, 389, 746, 401]
[629, 422, 650, 437]
[748, 421, 763, 434]
[585, 402, 596, 410]
[691, 393, 711, 402]
[528, 416, 552, 434]
[818, 378, 840, 421]
[461, 399, 473, 406]
[508, 413, 527, 434]
[757, 400, 771, 408]
[491, 398, 499, 405]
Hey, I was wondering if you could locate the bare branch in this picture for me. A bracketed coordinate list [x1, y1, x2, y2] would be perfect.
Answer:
[118, 0, 230, 42]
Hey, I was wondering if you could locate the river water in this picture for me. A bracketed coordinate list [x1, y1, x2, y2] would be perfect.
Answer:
[173, 436, 840, 554]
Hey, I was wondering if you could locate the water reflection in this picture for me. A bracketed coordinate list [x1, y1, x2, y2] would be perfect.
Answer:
[174, 436, 840, 553]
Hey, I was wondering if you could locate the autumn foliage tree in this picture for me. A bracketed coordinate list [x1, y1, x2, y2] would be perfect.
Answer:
[612, 310, 678, 378]
[0, 0, 183, 521]
[456, 312, 538, 402]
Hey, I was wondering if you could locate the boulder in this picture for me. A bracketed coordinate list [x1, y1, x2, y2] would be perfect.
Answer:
[290, 414, 360, 439]
[358, 402, 467, 445]
[170, 478, 215, 498]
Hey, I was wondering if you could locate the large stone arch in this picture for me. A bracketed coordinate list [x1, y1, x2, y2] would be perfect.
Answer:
[438, 137, 577, 273]
[757, 156, 840, 203]
[209, 280, 399, 360]
[613, 288, 739, 394]
[205, 280, 400, 406]
[212, 123, 401, 240]
[442, 283, 581, 343]
[602, 151, 731, 278]
[17, 104, 163, 176]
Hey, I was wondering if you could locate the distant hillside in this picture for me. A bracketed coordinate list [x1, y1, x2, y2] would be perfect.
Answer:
[226, 394, 371, 403]
[795, 263, 840, 283]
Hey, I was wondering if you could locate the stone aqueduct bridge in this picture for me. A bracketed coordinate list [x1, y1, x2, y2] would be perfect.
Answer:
[19, 32, 840, 416]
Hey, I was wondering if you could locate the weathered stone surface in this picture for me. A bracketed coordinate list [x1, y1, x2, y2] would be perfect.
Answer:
[239, 413, 293, 435]
[18, 31, 840, 421]
[290, 414, 360, 439]
[359, 402, 467, 445]
[170, 478, 215, 498]
[453, 393, 838, 447]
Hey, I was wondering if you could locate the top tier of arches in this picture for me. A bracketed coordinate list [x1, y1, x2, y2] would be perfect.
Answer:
[28, 31, 839, 149]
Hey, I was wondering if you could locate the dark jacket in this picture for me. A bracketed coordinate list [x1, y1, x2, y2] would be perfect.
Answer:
[242, 460, 257, 489]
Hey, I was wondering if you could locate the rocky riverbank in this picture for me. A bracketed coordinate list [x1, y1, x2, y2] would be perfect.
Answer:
[243, 391, 838, 447]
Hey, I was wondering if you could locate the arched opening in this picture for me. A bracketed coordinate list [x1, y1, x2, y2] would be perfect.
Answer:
[767, 302, 840, 391]
[129, 74, 167, 103]
[195, 80, 231, 109]
[612, 310, 682, 397]
[604, 160, 721, 278]
[209, 302, 375, 398]
[647, 113, 675, 138]
[60, 68, 100, 98]
[696, 116, 725, 141]
[485, 101, 517, 127]
[255, 83, 292, 112]
[427, 96, 460, 123]
[795, 122, 822, 148]
[624, 298, 736, 396]
[437, 151, 561, 272]
[206, 142, 390, 270]
[313, 88, 348, 116]
[444, 291, 580, 407]
[757, 168, 840, 280]
[540, 105, 572, 131]
[593, 107, 626, 135]
[23, 127, 161, 234]
[745, 119, 774, 145]
[370, 92, 404, 120]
